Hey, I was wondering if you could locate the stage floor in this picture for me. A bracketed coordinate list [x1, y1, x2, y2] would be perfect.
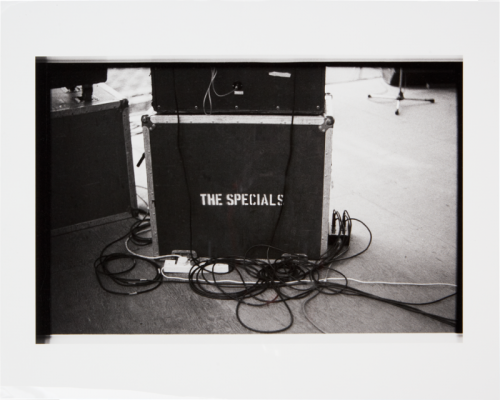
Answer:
[49, 75, 459, 335]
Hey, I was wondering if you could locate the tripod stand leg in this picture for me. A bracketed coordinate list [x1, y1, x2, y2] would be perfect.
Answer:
[368, 68, 435, 115]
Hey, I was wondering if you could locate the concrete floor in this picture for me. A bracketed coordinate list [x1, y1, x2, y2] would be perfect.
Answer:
[327, 76, 458, 280]
[49, 72, 459, 335]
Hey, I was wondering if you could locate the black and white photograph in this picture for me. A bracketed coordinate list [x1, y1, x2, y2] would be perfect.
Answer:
[37, 61, 462, 336]
[1, 2, 499, 400]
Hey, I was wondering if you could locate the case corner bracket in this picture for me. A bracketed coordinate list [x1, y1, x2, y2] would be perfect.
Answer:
[319, 116, 334, 132]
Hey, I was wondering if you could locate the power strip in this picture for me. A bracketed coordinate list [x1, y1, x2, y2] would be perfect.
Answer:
[162, 257, 229, 274]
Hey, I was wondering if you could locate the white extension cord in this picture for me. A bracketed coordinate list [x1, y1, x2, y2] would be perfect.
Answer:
[162, 257, 229, 274]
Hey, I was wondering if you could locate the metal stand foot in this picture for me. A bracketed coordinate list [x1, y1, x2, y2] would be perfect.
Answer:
[368, 68, 435, 115]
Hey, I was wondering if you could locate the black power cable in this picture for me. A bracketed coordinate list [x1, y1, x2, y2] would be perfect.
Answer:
[94, 209, 163, 296]
[268, 67, 297, 253]
[171, 67, 196, 262]
[184, 212, 456, 333]
[95, 205, 456, 333]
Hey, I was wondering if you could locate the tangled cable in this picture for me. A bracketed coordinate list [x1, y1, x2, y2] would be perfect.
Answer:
[94, 209, 456, 332]
[94, 209, 165, 296]
[202, 68, 236, 114]
[180, 210, 456, 333]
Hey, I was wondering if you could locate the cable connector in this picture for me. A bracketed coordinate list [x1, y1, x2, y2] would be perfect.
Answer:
[172, 250, 198, 259]
[328, 234, 349, 246]
[162, 256, 229, 274]
[232, 81, 244, 95]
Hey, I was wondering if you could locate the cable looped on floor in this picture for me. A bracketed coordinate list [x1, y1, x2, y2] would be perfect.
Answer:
[95, 208, 456, 333]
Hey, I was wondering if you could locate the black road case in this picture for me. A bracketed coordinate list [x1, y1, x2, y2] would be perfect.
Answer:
[50, 83, 137, 234]
[142, 114, 333, 259]
[151, 64, 326, 115]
